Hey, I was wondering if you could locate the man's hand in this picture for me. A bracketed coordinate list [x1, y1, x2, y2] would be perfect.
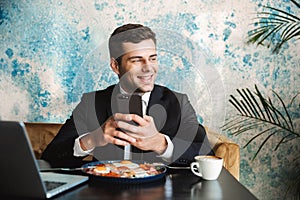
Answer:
[79, 113, 167, 154]
[79, 114, 137, 151]
[114, 113, 167, 155]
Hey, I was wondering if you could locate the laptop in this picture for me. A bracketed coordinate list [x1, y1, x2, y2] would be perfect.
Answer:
[0, 121, 88, 199]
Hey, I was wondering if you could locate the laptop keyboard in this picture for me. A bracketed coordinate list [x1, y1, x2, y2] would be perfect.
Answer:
[44, 181, 67, 191]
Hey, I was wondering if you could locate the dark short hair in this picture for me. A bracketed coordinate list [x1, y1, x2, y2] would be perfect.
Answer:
[108, 24, 156, 64]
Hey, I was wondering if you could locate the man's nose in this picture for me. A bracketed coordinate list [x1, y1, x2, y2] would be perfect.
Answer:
[141, 62, 153, 72]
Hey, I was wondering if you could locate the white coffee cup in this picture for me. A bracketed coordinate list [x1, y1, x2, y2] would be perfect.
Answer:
[190, 155, 223, 180]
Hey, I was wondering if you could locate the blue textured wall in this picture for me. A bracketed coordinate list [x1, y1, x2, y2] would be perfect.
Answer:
[0, 0, 299, 199]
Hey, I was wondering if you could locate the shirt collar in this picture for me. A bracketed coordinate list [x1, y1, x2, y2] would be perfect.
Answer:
[119, 85, 151, 106]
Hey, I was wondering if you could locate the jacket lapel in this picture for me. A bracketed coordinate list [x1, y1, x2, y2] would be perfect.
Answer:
[147, 85, 163, 114]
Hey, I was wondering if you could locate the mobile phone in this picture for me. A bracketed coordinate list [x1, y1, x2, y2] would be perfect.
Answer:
[115, 94, 143, 125]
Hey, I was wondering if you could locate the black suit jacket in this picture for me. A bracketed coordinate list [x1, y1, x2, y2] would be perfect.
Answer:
[41, 84, 214, 167]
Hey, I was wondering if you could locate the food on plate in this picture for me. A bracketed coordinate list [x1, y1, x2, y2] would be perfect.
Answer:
[83, 160, 162, 178]
[94, 165, 110, 174]
[120, 160, 133, 164]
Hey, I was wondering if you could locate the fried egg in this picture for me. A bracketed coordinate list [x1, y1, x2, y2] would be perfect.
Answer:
[94, 165, 110, 174]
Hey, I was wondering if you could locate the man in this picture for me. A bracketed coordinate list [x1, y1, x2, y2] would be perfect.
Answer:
[41, 24, 213, 167]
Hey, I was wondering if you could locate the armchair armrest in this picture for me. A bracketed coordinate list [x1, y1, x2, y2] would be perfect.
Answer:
[205, 127, 240, 180]
[24, 122, 63, 159]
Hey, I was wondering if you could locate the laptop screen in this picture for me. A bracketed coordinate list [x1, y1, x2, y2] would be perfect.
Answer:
[0, 121, 88, 199]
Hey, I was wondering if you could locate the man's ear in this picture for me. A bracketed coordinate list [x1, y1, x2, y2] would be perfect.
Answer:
[110, 58, 120, 75]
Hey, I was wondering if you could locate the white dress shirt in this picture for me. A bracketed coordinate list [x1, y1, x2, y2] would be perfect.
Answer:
[73, 90, 174, 162]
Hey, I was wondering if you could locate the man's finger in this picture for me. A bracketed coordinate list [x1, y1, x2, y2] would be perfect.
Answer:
[113, 129, 137, 143]
[113, 113, 132, 121]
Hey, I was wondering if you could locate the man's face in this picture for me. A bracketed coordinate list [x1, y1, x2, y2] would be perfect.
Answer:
[116, 39, 158, 93]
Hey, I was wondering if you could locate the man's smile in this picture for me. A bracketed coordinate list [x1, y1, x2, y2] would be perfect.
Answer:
[137, 74, 153, 82]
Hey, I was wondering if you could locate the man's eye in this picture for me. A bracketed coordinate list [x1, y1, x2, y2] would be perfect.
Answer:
[150, 57, 157, 62]
[131, 59, 142, 63]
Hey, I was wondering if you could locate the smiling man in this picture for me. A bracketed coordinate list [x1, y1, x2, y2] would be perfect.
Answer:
[112, 38, 158, 93]
[41, 24, 214, 168]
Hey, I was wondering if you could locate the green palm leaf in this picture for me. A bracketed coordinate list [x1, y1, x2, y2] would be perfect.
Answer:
[222, 85, 300, 160]
[222, 85, 300, 198]
[247, 0, 300, 53]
